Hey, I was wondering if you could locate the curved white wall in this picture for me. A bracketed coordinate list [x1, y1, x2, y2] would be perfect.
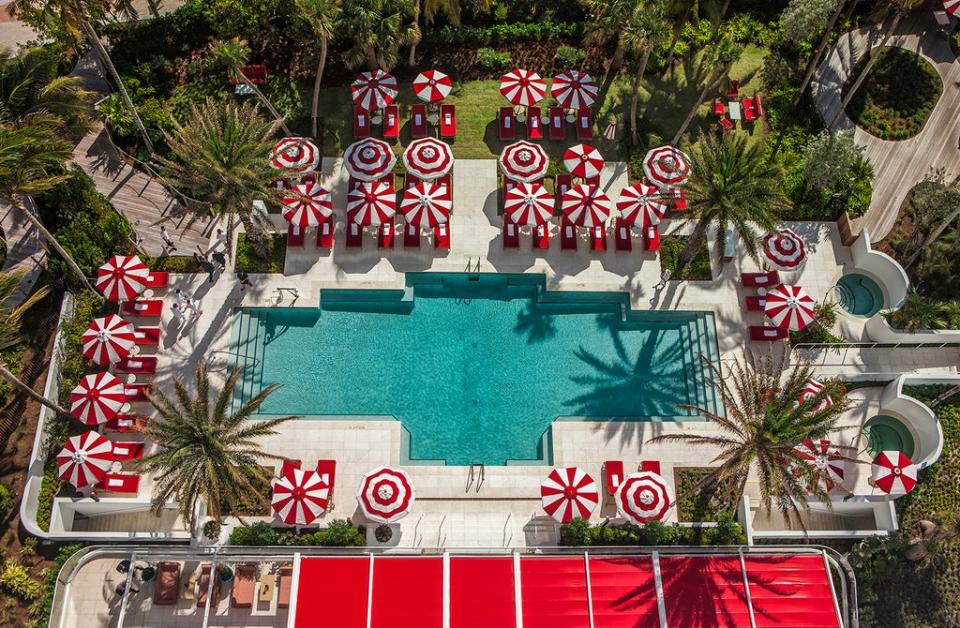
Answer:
[850, 229, 909, 310]
[865, 315, 960, 344]
[880, 375, 946, 468]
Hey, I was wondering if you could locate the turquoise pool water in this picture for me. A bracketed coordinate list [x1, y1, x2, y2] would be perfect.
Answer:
[864, 415, 915, 458]
[836, 273, 885, 317]
[232, 273, 720, 466]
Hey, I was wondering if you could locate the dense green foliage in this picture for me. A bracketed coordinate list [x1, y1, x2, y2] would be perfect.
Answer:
[228, 520, 365, 546]
[0, 560, 42, 601]
[236, 234, 286, 273]
[32, 544, 85, 627]
[559, 515, 745, 547]
[674, 468, 736, 522]
[659, 236, 711, 281]
[475, 47, 512, 71]
[0, 482, 11, 517]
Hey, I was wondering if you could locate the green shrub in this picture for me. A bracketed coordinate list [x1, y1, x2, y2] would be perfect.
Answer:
[322, 519, 365, 546]
[31, 544, 85, 626]
[0, 560, 42, 601]
[235, 233, 285, 273]
[228, 521, 279, 546]
[475, 47, 512, 72]
[559, 517, 592, 546]
[167, 76, 232, 122]
[263, 74, 304, 119]
[202, 519, 222, 540]
[659, 236, 712, 281]
[57, 291, 111, 407]
[147, 255, 204, 273]
[0, 483, 11, 517]
[428, 22, 581, 46]
[228, 520, 365, 546]
[554, 45, 585, 68]
[35, 463, 62, 533]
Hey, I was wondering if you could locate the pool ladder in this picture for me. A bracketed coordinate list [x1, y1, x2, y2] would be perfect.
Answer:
[465, 464, 485, 493]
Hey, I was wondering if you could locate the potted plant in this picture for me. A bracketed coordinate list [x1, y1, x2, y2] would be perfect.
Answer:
[374, 524, 393, 544]
[202, 519, 222, 542]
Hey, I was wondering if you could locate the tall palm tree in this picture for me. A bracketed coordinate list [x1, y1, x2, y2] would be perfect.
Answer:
[671, 35, 742, 145]
[139, 360, 296, 524]
[791, 0, 849, 109]
[660, 0, 722, 74]
[648, 350, 848, 529]
[296, 0, 342, 140]
[674, 133, 788, 275]
[582, 0, 644, 77]
[622, 1, 668, 144]
[341, 0, 421, 71]
[209, 38, 293, 137]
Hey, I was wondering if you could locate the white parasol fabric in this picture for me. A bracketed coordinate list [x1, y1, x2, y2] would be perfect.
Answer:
[270, 137, 321, 173]
[347, 181, 396, 226]
[797, 378, 833, 412]
[357, 466, 415, 523]
[499, 68, 546, 106]
[792, 439, 845, 492]
[615, 471, 676, 524]
[764, 284, 817, 331]
[401, 182, 451, 229]
[343, 137, 397, 182]
[82, 314, 136, 366]
[70, 371, 126, 426]
[561, 184, 612, 228]
[271, 467, 330, 526]
[413, 69, 453, 102]
[871, 451, 918, 497]
[281, 182, 333, 228]
[96, 255, 149, 302]
[498, 141, 549, 183]
[643, 146, 691, 189]
[56, 431, 114, 489]
[945, 0, 960, 15]
[562, 143, 604, 179]
[540, 467, 599, 524]
[551, 70, 598, 110]
[763, 228, 807, 270]
[503, 182, 554, 227]
[351, 69, 398, 111]
[617, 183, 668, 227]
[402, 138, 454, 181]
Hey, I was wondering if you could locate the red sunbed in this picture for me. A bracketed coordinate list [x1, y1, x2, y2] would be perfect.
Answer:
[434, 223, 450, 250]
[96, 472, 140, 494]
[378, 219, 395, 249]
[317, 219, 334, 248]
[436, 173, 451, 190]
[383, 104, 399, 139]
[133, 327, 160, 346]
[750, 325, 788, 341]
[614, 218, 632, 252]
[549, 107, 565, 140]
[754, 93, 764, 117]
[713, 100, 725, 116]
[727, 79, 740, 99]
[576, 108, 592, 140]
[643, 225, 660, 252]
[555, 173, 572, 200]
[316, 459, 336, 502]
[405, 174, 421, 190]
[527, 106, 543, 140]
[440, 104, 456, 138]
[604, 460, 624, 495]
[741, 271, 780, 288]
[287, 223, 305, 247]
[231, 564, 256, 608]
[121, 299, 162, 317]
[718, 117, 734, 131]
[197, 563, 221, 608]
[105, 414, 145, 432]
[143, 272, 168, 289]
[561, 219, 578, 251]
[591, 225, 607, 251]
[115, 355, 157, 374]
[533, 223, 549, 250]
[153, 562, 180, 605]
[411, 104, 428, 138]
[745, 295, 766, 311]
[502, 217, 520, 248]
[278, 565, 293, 608]
[112, 441, 145, 461]
[353, 106, 370, 138]
[743, 98, 756, 122]
[378, 173, 395, 188]
[124, 383, 150, 402]
[300, 174, 316, 185]
[585, 175, 600, 187]
[404, 222, 421, 248]
[281, 459, 301, 476]
[671, 188, 687, 211]
[346, 221, 363, 248]
[498, 107, 515, 141]
[640, 460, 661, 474]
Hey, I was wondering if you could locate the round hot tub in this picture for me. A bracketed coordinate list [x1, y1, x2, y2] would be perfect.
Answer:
[836, 273, 885, 317]
[864, 415, 916, 458]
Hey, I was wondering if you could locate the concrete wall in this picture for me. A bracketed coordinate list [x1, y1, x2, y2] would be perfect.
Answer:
[850, 229, 909, 310]
[865, 314, 960, 345]
[880, 375, 949, 469]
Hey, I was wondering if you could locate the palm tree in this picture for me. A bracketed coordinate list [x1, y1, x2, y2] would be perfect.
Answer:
[296, 0, 342, 140]
[158, 99, 283, 257]
[209, 38, 293, 137]
[341, 0, 421, 71]
[791, 0, 849, 109]
[674, 132, 788, 276]
[648, 350, 849, 529]
[671, 34, 742, 145]
[139, 360, 297, 525]
[582, 0, 643, 77]
[622, 1, 668, 144]
[661, 0, 722, 74]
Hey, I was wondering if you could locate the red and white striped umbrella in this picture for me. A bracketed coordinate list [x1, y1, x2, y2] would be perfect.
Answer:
[351, 69, 398, 111]
[82, 315, 135, 366]
[871, 451, 918, 497]
[357, 466, 415, 523]
[643, 146, 691, 189]
[793, 439, 845, 492]
[348, 181, 396, 226]
[401, 182, 451, 229]
[617, 183, 668, 227]
[500, 68, 546, 106]
[413, 69, 452, 102]
[615, 471, 675, 524]
[271, 467, 330, 526]
[504, 182, 554, 227]
[945, 0, 960, 15]
[540, 467, 599, 524]
[763, 228, 806, 269]
[562, 143, 604, 179]
[343, 137, 397, 182]
[499, 141, 549, 183]
[70, 371, 126, 426]
[561, 184, 612, 228]
[765, 284, 817, 331]
[56, 431, 114, 489]
[270, 137, 321, 173]
[402, 137, 454, 181]
[96, 255, 149, 302]
[281, 182, 333, 228]
[551, 70, 598, 110]
[797, 378, 833, 412]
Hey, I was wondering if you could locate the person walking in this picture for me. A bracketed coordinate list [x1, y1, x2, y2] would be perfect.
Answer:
[212, 250, 227, 272]
[215, 228, 228, 251]
[171, 303, 186, 329]
[236, 271, 253, 292]
[160, 226, 177, 252]
[193, 251, 217, 283]
[184, 297, 202, 317]
[174, 288, 189, 306]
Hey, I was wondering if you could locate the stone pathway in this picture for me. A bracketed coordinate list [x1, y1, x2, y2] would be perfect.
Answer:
[0, 199, 44, 305]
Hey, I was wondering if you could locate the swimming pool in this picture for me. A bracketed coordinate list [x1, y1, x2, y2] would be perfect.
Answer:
[232, 273, 721, 466]
[836, 273, 885, 317]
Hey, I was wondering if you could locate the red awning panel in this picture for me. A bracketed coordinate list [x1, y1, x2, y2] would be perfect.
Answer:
[295, 557, 369, 628]
[660, 556, 751, 627]
[520, 556, 590, 628]
[371, 557, 443, 628]
[746, 555, 840, 627]
[588, 556, 659, 628]
[450, 557, 516, 628]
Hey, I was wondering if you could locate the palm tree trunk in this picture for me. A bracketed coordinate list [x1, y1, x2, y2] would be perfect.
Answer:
[146, 0, 161, 17]
[905, 203, 960, 269]
[608, 37, 627, 76]
[0, 360, 69, 418]
[240, 74, 293, 136]
[664, 35, 680, 75]
[630, 46, 653, 145]
[408, 0, 421, 67]
[239, 214, 269, 258]
[791, 0, 848, 109]
[79, 19, 155, 157]
[310, 36, 329, 140]
[719, 0, 732, 19]
[12, 196, 96, 293]
[672, 66, 725, 145]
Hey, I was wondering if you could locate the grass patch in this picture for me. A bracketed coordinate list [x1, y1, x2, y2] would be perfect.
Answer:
[674, 467, 736, 522]
[236, 233, 286, 273]
[844, 47, 942, 140]
[659, 235, 712, 281]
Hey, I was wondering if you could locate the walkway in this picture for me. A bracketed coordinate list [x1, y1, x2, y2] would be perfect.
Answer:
[0, 198, 45, 305]
[812, 10, 960, 241]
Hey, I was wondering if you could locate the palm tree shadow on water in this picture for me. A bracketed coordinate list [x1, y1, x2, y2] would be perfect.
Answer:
[514, 302, 557, 344]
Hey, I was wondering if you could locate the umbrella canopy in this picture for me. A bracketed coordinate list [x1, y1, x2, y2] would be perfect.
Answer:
[402, 138, 454, 181]
[348, 181, 396, 226]
[271, 467, 330, 526]
[540, 467, 600, 524]
[343, 138, 397, 182]
[413, 69, 453, 102]
[765, 284, 817, 331]
[270, 137, 321, 173]
[281, 182, 333, 228]
[792, 439, 845, 492]
[82, 315, 136, 366]
[351, 69, 398, 110]
[562, 143, 604, 179]
[561, 184, 612, 228]
[96, 255, 149, 302]
[946, 0, 960, 15]
[401, 182, 451, 229]
[643, 146, 691, 189]
[357, 466, 415, 523]
[615, 471, 675, 524]
[617, 183, 668, 227]
[871, 451, 918, 497]
[551, 70, 598, 110]
[499, 141, 549, 183]
[763, 228, 806, 270]
[499, 68, 546, 106]
[70, 371, 126, 426]
[56, 431, 114, 489]
[504, 182, 554, 227]
[797, 378, 833, 412]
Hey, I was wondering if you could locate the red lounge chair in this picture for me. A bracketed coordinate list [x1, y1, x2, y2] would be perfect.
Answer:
[577, 108, 592, 140]
[585, 175, 601, 187]
[440, 104, 456, 138]
[404, 223, 420, 248]
[383, 104, 399, 139]
[527, 106, 543, 140]
[502, 217, 520, 248]
[143, 272, 168, 289]
[115, 356, 157, 374]
[411, 104, 428, 138]
[718, 117, 734, 131]
[105, 414, 144, 432]
[197, 563, 221, 608]
[317, 220, 335, 248]
[133, 327, 160, 346]
[741, 271, 780, 288]
[671, 188, 687, 211]
[280, 459, 301, 476]
[750, 325, 788, 341]
[317, 459, 336, 506]
[436, 173, 452, 191]
[406, 175, 422, 190]
[378, 219, 395, 249]
[604, 460, 624, 495]
[124, 384, 150, 402]
[549, 107, 565, 140]
[745, 295, 766, 311]
[727, 79, 740, 99]
[614, 218, 632, 252]
[231, 564, 256, 608]
[742, 98, 756, 122]
[561, 219, 578, 251]
[273, 179, 287, 191]
[227, 64, 266, 86]
[555, 173, 572, 200]
[112, 441, 145, 461]
[121, 299, 162, 317]
[287, 223, 305, 247]
[153, 562, 180, 605]
[591, 225, 607, 251]
[640, 460, 661, 474]
[754, 93, 764, 117]
[96, 472, 140, 494]
[379, 173, 395, 188]
[346, 213, 363, 248]
[300, 174, 317, 185]
[278, 565, 293, 608]
[434, 223, 450, 250]
[353, 106, 370, 138]
[713, 100, 725, 116]
[498, 107, 515, 140]
[533, 223, 549, 250]
[644, 225, 660, 252]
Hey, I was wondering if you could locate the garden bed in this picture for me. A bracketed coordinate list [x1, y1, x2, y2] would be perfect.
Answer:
[236, 233, 286, 274]
[658, 236, 713, 281]
[673, 467, 736, 522]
